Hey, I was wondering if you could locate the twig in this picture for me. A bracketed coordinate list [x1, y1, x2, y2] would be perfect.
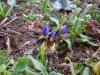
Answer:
[19, 41, 31, 49]
[0, 17, 8, 26]
[93, 47, 100, 57]
[6, 37, 11, 60]
[3, 17, 18, 27]
[7, 29, 22, 35]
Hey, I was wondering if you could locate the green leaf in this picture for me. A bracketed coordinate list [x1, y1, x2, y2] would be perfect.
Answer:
[0, 2, 15, 19]
[0, 51, 8, 65]
[82, 67, 89, 75]
[50, 43, 56, 52]
[49, 71, 63, 75]
[69, 60, 76, 75]
[64, 38, 72, 49]
[0, 3, 5, 17]
[3, 70, 9, 75]
[39, 42, 46, 65]
[28, 56, 48, 75]
[79, 34, 98, 46]
[80, 4, 93, 18]
[43, 0, 48, 14]
[65, 57, 76, 75]
[79, 34, 93, 41]
[69, 8, 81, 24]
[5, 2, 15, 18]
[75, 63, 84, 74]
[0, 64, 6, 73]
[14, 58, 29, 72]
[50, 17, 59, 26]
[26, 67, 40, 75]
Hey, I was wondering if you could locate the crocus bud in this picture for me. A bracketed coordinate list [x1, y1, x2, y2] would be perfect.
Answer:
[61, 25, 67, 35]
[49, 32, 56, 42]
[43, 25, 49, 39]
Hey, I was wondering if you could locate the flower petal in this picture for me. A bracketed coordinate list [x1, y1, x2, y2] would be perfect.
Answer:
[61, 25, 67, 34]
[50, 32, 56, 39]
[43, 25, 49, 36]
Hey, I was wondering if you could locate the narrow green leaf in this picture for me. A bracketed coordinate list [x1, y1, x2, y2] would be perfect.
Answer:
[43, 0, 48, 14]
[79, 34, 98, 46]
[65, 57, 76, 75]
[3, 70, 9, 75]
[5, 2, 15, 18]
[80, 4, 93, 18]
[82, 67, 89, 75]
[69, 60, 76, 75]
[28, 56, 48, 75]
[40, 42, 46, 65]
[64, 38, 72, 49]
[50, 17, 59, 26]
[0, 3, 5, 17]
[49, 71, 63, 75]
[0, 64, 6, 73]
[14, 58, 29, 72]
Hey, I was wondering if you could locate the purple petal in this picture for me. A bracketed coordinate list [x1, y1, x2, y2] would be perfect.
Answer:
[43, 25, 49, 36]
[50, 32, 56, 39]
[61, 25, 67, 34]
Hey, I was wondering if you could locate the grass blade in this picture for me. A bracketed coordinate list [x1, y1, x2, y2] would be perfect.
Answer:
[0, 3, 4, 18]
[5, 2, 15, 18]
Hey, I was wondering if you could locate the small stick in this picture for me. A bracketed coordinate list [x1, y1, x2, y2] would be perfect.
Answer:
[93, 47, 100, 57]
[0, 17, 8, 26]
[3, 17, 18, 27]
[7, 29, 22, 35]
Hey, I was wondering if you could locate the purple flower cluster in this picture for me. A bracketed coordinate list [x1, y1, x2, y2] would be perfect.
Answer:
[43, 25, 67, 41]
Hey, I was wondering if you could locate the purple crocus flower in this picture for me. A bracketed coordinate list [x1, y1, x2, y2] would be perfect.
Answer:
[49, 32, 56, 42]
[43, 25, 49, 37]
[50, 32, 56, 39]
[61, 25, 67, 34]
